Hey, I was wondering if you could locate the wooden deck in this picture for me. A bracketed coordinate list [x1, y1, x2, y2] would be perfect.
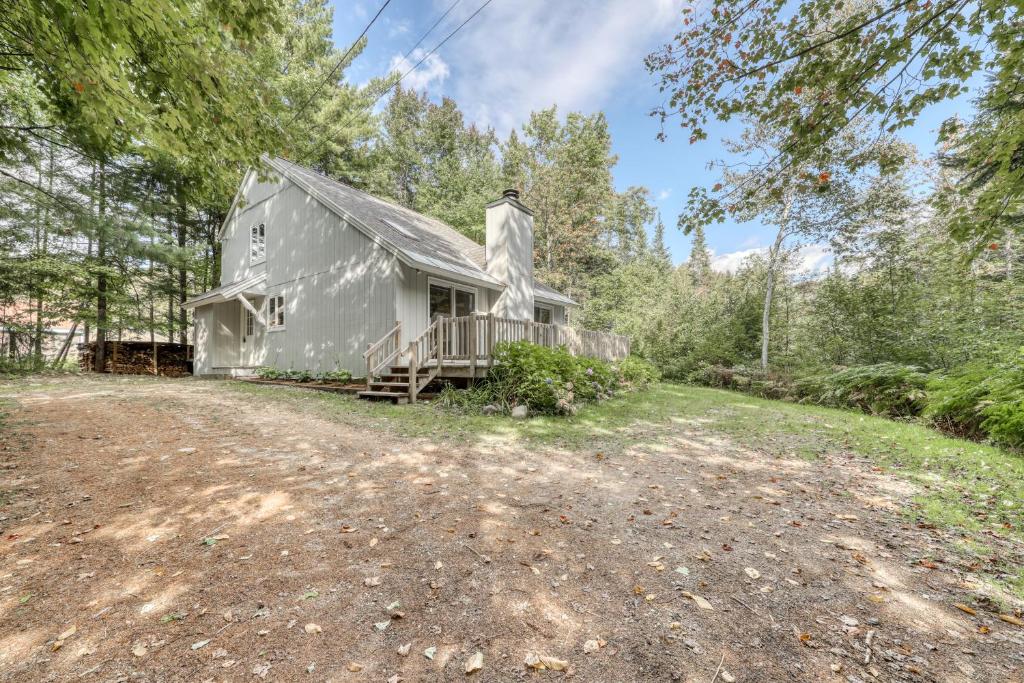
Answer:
[359, 314, 630, 403]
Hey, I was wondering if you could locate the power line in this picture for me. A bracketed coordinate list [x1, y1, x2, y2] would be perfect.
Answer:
[306, 0, 497, 155]
[373, 0, 495, 109]
[399, 0, 462, 64]
[287, 0, 394, 125]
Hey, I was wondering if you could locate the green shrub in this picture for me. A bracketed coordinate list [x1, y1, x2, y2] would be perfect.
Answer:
[619, 355, 661, 387]
[318, 369, 352, 384]
[926, 353, 1024, 448]
[456, 341, 640, 416]
[687, 362, 790, 399]
[254, 367, 351, 383]
[793, 363, 927, 417]
[254, 366, 282, 380]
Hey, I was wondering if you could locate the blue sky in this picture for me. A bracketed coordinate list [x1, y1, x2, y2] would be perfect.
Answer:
[331, 0, 981, 269]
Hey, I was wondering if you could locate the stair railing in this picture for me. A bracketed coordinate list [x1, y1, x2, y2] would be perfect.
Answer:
[363, 321, 402, 381]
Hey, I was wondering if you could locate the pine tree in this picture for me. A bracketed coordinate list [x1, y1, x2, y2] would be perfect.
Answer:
[651, 212, 671, 268]
[687, 224, 711, 286]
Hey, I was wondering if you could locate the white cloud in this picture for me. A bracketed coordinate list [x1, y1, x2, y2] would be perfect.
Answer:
[657, 189, 672, 201]
[710, 244, 832, 275]
[388, 20, 411, 39]
[422, 0, 683, 133]
[389, 48, 450, 92]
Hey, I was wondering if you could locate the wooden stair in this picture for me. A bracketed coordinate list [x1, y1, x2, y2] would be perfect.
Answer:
[357, 366, 432, 404]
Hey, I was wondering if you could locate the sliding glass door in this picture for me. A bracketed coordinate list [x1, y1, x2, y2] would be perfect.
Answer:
[428, 281, 476, 356]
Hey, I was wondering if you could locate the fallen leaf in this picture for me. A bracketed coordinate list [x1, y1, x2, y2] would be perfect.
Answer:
[434, 561, 443, 570]
[744, 567, 761, 580]
[369, 537, 379, 547]
[525, 652, 569, 671]
[304, 623, 322, 634]
[465, 651, 483, 674]
[953, 604, 976, 616]
[132, 644, 147, 657]
[375, 620, 391, 632]
[583, 639, 600, 653]
[424, 646, 437, 660]
[998, 614, 1024, 627]
[340, 525, 358, 533]
[682, 591, 713, 610]
[347, 662, 363, 672]
[58, 625, 77, 640]
[398, 643, 411, 656]
[674, 566, 690, 576]
[191, 639, 210, 650]
[364, 576, 381, 587]
[721, 671, 736, 683]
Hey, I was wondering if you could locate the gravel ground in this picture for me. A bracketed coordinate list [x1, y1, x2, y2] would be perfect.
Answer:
[0, 375, 1021, 682]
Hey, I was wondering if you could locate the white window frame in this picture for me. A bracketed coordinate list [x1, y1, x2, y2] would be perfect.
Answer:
[427, 277, 478, 320]
[267, 294, 285, 331]
[250, 222, 266, 265]
[533, 303, 553, 324]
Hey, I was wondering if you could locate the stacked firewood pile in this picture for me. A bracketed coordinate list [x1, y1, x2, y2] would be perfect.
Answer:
[78, 341, 192, 377]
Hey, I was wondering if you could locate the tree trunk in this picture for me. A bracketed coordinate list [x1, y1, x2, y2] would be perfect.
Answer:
[761, 197, 792, 370]
[94, 161, 108, 373]
[177, 194, 188, 345]
[53, 321, 78, 367]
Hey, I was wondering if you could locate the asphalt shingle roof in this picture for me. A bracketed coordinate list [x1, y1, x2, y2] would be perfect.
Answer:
[264, 156, 576, 304]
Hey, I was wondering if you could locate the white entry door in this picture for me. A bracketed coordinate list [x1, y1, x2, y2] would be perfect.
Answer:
[240, 305, 256, 366]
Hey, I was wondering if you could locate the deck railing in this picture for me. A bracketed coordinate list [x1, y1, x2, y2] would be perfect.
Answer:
[429, 314, 630, 368]
[370, 314, 630, 402]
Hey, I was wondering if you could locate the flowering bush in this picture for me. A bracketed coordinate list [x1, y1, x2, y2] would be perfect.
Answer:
[459, 341, 649, 416]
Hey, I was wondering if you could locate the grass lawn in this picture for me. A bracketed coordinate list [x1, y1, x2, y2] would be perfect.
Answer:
[229, 379, 1024, 598]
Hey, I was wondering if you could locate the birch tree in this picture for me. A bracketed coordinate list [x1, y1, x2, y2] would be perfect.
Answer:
[685, 116, 910, 369]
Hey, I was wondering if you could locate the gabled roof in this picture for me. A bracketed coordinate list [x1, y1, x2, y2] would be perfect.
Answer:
[226, 156, 577, 304]
[264, 156, 502, 289]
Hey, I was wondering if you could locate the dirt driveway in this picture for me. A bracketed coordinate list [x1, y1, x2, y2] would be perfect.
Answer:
[1, 375, 1021, 682]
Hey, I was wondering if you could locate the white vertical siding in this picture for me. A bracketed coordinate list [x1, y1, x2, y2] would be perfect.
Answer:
[212, 300, 241, 367]
[394, 263, 499, 348]
[258, 184, 397, 375]
[193, 307, 213, 374]
[220, 173, 287, 285]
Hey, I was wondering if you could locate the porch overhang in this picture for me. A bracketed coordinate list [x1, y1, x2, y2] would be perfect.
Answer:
[182, 272, 267, 310]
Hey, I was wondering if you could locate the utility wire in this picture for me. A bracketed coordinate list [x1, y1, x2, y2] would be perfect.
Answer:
[398, 0, 462, 64]
[316, 0, 496, 148]
[372, 0, 495, 109]
[286, 0, 394, 125]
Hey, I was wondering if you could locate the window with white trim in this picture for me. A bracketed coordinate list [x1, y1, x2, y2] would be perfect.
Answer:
[250, 222, 266, 263]
[244, 308, 255, 337]
[534, 304, 552, 324]
[268, 294, 285, 329]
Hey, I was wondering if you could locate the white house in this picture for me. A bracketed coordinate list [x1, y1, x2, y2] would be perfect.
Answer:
[184, 157, 628, 400]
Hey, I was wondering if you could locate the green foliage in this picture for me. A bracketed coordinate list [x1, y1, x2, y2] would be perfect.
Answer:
[793, 364, 928, 418]
[319, 369, 353, 384]
[927, 354, 1024, 448]
[618, 355, 661, 388]
[456, 341, 636, 416]
[254, 366, 350, 384]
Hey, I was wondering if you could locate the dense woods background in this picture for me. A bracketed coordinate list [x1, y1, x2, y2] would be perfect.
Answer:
[2, 0, 1022, 442]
